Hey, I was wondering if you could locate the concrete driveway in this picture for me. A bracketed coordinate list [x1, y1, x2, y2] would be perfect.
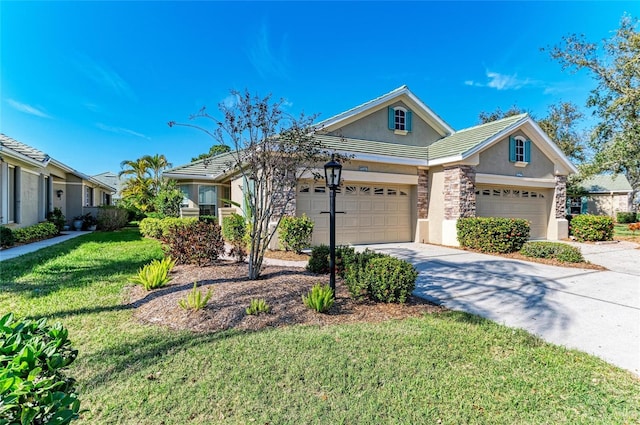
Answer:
[359, 242, 640, 376]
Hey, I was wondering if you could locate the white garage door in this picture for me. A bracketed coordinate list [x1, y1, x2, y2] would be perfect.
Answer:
[476, 186, 550, 239]
[296, 181, 413, 245]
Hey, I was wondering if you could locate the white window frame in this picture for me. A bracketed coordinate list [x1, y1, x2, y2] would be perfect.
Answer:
[198, 185, 218, 216]
[394, 107, 407, 131]
[514, 136, 526, 163]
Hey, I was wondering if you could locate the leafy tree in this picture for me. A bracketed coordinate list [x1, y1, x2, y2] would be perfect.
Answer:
[538, 102, 587, 164]
[154, 179, 184, 218]
[546, 14, 640, 201]
[169, 89, 330, 279]
[143, 154, 173, 196]
[191, 144, 231, 162]
[119, 154, 174, 215]
[477, 105, 529, 124]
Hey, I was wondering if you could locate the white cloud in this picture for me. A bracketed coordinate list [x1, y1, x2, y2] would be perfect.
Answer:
[6, 99, 51, 118]
[464, 70, 538, 91]
[96, 122, 149, 140]
[75, 55, 136, 101]
[247, 22, 289, 80]
[221, 94, 239, 109]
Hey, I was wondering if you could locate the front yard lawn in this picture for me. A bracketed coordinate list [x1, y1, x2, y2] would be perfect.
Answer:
[1, 228, 639, 424]
[614, 223, 640, 243]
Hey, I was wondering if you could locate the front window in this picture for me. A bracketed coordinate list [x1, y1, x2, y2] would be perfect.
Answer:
[394, 108, 406, 130]
[198, 185, 217, 216]
[515, 138, 525, 162]
[179, 185, 190, 208]
[85, 186, 94, 206]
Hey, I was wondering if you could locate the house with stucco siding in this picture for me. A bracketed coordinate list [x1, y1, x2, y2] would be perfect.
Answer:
[163, 86, 577, 246]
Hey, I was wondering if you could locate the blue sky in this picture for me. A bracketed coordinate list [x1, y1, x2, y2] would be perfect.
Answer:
[1, 1, 637, 176]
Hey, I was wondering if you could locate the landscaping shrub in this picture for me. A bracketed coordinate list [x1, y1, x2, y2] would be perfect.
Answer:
[162, 220, 225, 266]
[343, 249, 386, 300]
[130, 257, 176, 290]
[363, 256, 417, 303]
[628, 222, 640, 235]
[306, 244, 356, 276]
[139, 217, 198, 239]
[13, 222, 59, 244]
[178, 282, 212, 311]
[457, 217, 530, 253]
[302, 283, 334, 313]
[0, 313, 81, 425]
[246, 298, 271, 315]
[222, 213, 247, 262]
[97, 206, 129, 231]
[570, 214, 614, 242]
[520, 241, 584, 263]
[616, 211, 637, 223]
[0, 225, 15, 247]
[279, 214, 314, 253]
[47, 207, 66, 232]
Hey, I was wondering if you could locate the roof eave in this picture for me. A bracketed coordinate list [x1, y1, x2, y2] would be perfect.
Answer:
[0, 145, 46, 167]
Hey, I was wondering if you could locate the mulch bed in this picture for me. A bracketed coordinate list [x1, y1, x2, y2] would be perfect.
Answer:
[126, 261, 444, 333]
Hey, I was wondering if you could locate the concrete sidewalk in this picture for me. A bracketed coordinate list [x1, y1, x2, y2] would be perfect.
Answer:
[360, 242, 640, 376]
[0, 231, 92, 262]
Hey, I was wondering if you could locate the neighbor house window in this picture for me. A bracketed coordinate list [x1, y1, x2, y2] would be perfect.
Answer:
[8, 166, 17, 223]
[509, 136, 531, 164]
[85, 186, 94, 206]
[179, 185, 190, 208]
[198, 185, 217, 216]
[388, 107, 413, 132]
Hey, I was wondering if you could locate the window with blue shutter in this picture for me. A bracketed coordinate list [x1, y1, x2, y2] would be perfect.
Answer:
[509, 136, 516, 162]
[388, 107, 412, 132]
[524, 140, 531, 162]
[510, 136, 530, 163]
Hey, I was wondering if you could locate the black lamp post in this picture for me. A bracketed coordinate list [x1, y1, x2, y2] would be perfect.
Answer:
[324, 154, 342, 295]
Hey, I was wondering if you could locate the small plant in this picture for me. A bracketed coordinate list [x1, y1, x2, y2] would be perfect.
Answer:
[0, 313, 81, 425]
[0, 225, 15, 247]
[616, 211, 637, 224]
[302, 283, 335, 313]
[130, 257, 175, 290]
[279, 214, 314, 253]
[162, 220, 225, 266]
[47, 207, 66, 231]
[97, 206, 129, 231]
[178, 282, 213, 311]
[246, 298, 271, 315]
[307, 244, 356, 276]
[363, 256, 418, 304]
[520, 241, 584, 263]
[343, 249, 386, 300]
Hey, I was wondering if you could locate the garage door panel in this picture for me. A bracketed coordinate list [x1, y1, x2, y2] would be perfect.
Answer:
[298, 181, 413, 245]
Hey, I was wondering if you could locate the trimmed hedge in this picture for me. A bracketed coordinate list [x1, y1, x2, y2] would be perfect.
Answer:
[279, 214, 314, 253]
[161, 220, 225, 266]
[569, 214, 614, 242]
[13, 222, 59, 244]
[363, 256, 418, 303]
[307, 245, 356, 277]
[139, 217, 198, 239]
[343, 249, 389, 301]
[520, 241, 584, 263]
[616, 212, 637, 223]
[97, 206, 129, 231]
[457, 217, 530, 253]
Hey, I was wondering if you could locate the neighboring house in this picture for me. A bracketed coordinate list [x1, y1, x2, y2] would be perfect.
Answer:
[92, 171, 124, 202]
[567, 174, 633, 217]
[163, 86, 577, 246]
[0, 134, 115, 228]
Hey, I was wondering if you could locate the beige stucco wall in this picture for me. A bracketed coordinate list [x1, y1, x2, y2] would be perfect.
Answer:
[588, 193, 632, 217]
[328, 101, 443, 147]
[476, 131, 555, 178]
[19, 170, 40, 227]
[428, 166, 445, 244]
[343, 160, 417, 175]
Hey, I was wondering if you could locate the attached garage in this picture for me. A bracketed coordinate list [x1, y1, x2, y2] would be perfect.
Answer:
[296, 181, 413, 245]
[475, 185, 551, 239]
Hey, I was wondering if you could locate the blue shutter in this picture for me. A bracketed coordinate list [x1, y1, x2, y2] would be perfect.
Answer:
[509, 136, 516, 162]
[388, 107, 395, 130]
[580, 197, 588, 214]
[406, 111, 412, 132]
[524, 140, 531, 162]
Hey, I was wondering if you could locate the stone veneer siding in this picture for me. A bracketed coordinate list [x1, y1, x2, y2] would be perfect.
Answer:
[554, 175, 567, 218]
[417, 169, 429, 219]
[444, 165, 476, 220]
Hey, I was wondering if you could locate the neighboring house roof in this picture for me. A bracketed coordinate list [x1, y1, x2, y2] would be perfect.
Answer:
[0, 133, 51, 166]
[92, 172, 123, 196]
[316, 85, 455, 137]
[0, 133, 115, 193]
[163, 152, 237, 180]
[579, 174, 633, 194]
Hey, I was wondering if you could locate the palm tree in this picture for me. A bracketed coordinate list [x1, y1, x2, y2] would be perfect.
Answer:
[142, 154, 172, 196]
[118, 158, 150, 180]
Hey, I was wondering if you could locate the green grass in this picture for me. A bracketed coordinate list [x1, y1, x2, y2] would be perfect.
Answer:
[614, 223, 640, 240]
[2, 229, 639, 424]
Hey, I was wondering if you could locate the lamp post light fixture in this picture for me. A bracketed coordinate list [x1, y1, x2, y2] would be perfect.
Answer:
[324, 154, 342, 295]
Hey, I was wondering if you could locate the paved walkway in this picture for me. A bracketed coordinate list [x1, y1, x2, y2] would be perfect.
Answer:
[0, 231, 92, 262]
[359, 242, 640, 376]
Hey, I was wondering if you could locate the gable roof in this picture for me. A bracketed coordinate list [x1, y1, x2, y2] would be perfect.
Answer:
[428, 114, 528, 161]
[315, 85, 454, 137]
[163, 152, 237, 180]
[579, 174, 633, 193]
